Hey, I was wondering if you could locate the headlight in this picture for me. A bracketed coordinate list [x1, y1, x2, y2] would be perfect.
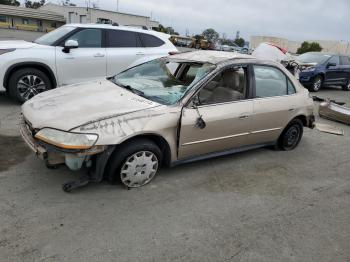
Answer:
[0, 49, 15, 55]
[35, 128, 98, 149]
[302, 67, 316, 72]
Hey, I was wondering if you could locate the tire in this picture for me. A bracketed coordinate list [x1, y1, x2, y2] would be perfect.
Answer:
[8, 67, 52, 103]
[106, 138, 162, 188]
[308, 75, 323, 92]
[342, 79, 350, 91]
[277, 119, 303, 151]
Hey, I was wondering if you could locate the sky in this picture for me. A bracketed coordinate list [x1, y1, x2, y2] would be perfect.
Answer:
[48, 0, 350, 42]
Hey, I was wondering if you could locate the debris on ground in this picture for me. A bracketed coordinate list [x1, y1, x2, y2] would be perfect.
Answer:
[315, 123, 344, 136]
[312, 96, 345, 106]
[319, 101, 350, 125]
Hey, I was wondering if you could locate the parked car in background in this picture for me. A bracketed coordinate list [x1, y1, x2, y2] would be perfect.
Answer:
[0, 24, 177, 102]
[298, 52, 350, 92]
[20, 51, 314, 191]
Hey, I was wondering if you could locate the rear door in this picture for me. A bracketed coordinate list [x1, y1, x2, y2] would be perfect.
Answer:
[55, 28, 106, 85]
[139, 32, 170, 60]
[178, 65, 253, 159]
[250, 65, 299, 144]
[105, 29, 145, 77]
[339, 56, 350, 85]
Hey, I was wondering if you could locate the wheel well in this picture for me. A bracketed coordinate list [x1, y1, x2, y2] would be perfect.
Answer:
[295, 115, 307, 127]
[119, 134, 172, 167]
[4, 63, 57, 89]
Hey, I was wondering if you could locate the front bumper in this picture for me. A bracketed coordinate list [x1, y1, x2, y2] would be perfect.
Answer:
[20, 119, 106, 170]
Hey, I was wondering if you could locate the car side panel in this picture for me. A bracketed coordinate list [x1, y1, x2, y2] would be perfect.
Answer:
[0, 46, 56, 90]
[178, 101, 253, 159]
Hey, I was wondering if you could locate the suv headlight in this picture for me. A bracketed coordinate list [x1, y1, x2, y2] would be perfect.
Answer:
[0, 49, 15, 55]
[302, 67, 316, 72]
[35, 128, 98, 149]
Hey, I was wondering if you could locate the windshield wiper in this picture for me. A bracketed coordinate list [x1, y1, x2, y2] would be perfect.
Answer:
[112, 79, 145, 96]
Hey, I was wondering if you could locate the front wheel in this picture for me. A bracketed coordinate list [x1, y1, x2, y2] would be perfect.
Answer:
[9, 68, 52, 103]
[342, 79, 350, 91]
[308, 75, 323, 92]
[277, 119, 303, 151]
[106, 139, 162, 188]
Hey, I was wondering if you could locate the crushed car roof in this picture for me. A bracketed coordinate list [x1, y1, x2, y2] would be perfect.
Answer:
[169, 50, 253, 64]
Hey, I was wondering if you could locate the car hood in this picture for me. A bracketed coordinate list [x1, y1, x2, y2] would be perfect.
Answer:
[0, 40, 38, 49]
[22, 79, 161, 131]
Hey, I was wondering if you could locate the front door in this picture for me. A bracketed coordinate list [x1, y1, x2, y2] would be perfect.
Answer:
[55, 28, 106, 86]
[325, 56, 344, 85]
[178, 66, 253, 159]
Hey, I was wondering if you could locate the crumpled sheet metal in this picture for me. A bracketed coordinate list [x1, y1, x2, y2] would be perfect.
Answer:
[319, 101, 350, 125]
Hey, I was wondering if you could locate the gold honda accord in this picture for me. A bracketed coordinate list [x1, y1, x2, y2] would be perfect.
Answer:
[20, 51, 315, 191]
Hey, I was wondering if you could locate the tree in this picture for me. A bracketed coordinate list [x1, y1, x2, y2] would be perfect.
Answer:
[25, 0, 45, 9]
[234, 37, 245, 47]
[202, 28, 219, 43]
[297, 41, 323, 54]
[0, 0, 20, 6]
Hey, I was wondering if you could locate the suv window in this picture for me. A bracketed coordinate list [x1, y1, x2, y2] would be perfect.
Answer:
[340, 56, 350, 65]
[254, 65, 293, 98]
[107, 29, 141, 48]
[139, 33, 165, 47]
[327, 56, 339, 66]
[66, 28, 102, 48]
[198, 67, 247, 105]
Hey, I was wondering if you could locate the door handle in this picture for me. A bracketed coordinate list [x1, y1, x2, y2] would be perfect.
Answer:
[94, 53, 105, 57]
[239, 115, 249, 119]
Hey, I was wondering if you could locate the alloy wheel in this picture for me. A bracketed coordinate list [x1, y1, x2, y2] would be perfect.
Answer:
[17, 75, 47, 101]
[313, 77, 322, 91]
[120, 151, 159, 188]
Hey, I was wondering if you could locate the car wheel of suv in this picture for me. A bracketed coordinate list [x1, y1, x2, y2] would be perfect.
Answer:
[106, 138, 162, 188]
[309, 75, 323, 92]
[9, 68, 52, 103]
[277, 119, 303, 151]
[342, 80, 350, 91]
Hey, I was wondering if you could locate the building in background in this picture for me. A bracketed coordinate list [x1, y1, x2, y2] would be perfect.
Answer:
[250, 36, 350, 55]
[40, 3, 159, 29]
[0, 4, 65, 32]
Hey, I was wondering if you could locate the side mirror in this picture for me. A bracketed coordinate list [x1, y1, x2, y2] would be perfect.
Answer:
[327, 62, 336, 68]
[62, 39, 79, 53]
[191, 95, 201, 108]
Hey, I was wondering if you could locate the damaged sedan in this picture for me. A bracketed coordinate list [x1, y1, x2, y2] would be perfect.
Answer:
[20, 51, 315, 191]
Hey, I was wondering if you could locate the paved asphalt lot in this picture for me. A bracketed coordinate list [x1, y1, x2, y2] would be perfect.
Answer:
[0, 86, 350, 262]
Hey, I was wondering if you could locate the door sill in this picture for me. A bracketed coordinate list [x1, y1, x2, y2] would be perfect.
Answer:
[172, 142, 275, 167]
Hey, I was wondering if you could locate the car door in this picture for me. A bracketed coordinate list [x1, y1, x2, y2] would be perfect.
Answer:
[138, 32, 170, 61]
[178, 66, 253, 159]
[324, 55, 344, 85]
[339, 56, 350, 85]
[250, 65, 299, 144]
[105, 29, 145, 77]
[55, 28, 106, 86]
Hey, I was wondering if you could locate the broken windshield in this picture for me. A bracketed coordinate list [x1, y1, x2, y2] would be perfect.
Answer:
[112, 59, 216, 105]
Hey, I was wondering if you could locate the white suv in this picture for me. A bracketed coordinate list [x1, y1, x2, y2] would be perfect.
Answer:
[0, 24, 177, 102]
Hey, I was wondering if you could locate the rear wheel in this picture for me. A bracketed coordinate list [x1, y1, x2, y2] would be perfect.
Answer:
[308, 75, 323, 92]
[106, 139, 162, 188]
[342, 79, 350, 91]
[9, 68, 52, 103]
[277, 119, 303, 151]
